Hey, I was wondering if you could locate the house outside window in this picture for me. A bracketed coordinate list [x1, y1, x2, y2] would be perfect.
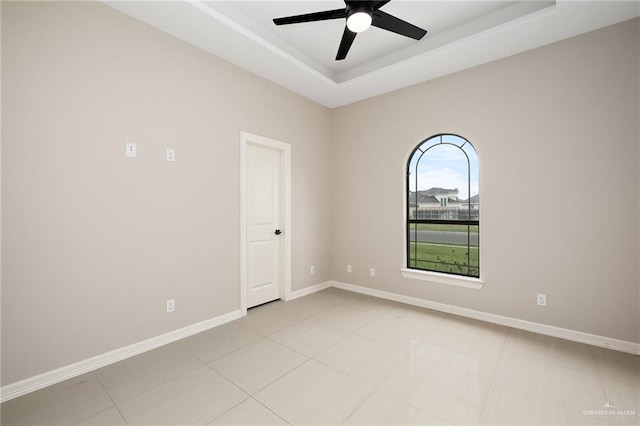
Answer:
[407, 134, 479, 277]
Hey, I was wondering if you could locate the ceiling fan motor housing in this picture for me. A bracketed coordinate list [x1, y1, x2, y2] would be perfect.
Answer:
[272, 0, 427, 60]
[346, 2, 373, 18]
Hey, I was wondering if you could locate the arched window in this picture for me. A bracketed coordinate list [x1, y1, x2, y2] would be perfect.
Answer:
[407, 134, 479, 277]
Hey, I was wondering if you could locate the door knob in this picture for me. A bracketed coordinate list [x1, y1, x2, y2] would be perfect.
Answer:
[275, 229, 282, 235]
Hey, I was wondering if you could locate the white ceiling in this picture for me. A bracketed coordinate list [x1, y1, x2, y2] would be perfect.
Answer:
[105, 1, 639, 108]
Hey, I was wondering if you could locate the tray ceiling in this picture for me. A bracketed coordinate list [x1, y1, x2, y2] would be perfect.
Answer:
[105, 1, 640, 108]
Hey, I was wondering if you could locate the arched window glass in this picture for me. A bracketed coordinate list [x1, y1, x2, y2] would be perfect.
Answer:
[407, 134, 479, 277]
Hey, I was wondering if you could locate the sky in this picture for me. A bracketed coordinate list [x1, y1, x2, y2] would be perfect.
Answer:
[408, 142, 479, 200]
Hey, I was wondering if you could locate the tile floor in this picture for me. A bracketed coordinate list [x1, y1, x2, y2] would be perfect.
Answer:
[2, 288, 638, 425]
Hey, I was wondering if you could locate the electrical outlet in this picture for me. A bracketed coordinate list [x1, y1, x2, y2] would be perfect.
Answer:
[166, 299, 175, 313]
[347, 264, 352, 273]
[310, 265, 315, 275]
[369, 268, 376, 277]
[166, 149, 175, 162]
[536, 294, 547, 307]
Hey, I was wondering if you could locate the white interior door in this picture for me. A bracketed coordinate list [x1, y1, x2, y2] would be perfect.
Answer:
[246, 143, 283, 308]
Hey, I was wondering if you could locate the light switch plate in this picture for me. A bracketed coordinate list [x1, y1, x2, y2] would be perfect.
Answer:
[126, 143, 137, 158]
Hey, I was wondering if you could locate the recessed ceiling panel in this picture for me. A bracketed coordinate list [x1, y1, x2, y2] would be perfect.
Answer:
[207, 1, 547, 78]
[105, 1, 640, 108]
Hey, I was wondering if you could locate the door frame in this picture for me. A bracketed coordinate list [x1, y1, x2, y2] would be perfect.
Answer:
[240, 131, 292, 315]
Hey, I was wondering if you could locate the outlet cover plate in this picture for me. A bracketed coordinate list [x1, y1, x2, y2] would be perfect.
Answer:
[536, 294, 547, 307]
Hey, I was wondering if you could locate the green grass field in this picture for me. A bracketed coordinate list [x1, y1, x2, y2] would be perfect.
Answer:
[408, 242, 479, 276]
[410, 224, 479, 233]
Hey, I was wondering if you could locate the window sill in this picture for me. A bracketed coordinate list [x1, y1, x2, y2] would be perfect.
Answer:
[399, 268, 484, 290]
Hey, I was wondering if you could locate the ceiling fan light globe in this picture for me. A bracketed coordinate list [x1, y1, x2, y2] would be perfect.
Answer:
[346, 11, 372, 33]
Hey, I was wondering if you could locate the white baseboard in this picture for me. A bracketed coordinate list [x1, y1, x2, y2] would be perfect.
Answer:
[4, 279, 638, 403]
[331, 281, 640, 355]
[287, 280, 332, 301]
[0, 309, 243, 403]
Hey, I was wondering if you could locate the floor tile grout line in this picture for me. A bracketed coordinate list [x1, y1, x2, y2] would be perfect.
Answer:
[178, 327, 263, 365]
[94, 373, 131, 426]
[95, 347, 210, 405]
[591, 345, 615, 405]
[204, 393, 252, 426]
[100, 360, 221, 413]
[264, 317, 356, 360]
[337, 382, 376, 425]
[371, 378, 456, 426]
[177, 345, 214, 365]
[309, 317, 414, 390]
[249, 356, 343, 416]
[359, 308, 498, 425]
[205, 342, 310, 397]
[491, 327, 584, 410]
[277, 297, 342, 320]
[251, 396, 294, 425]
[263, 333, 321, 360]
[484, 328, 607, 416]
[258, 336, 313, 359]
[322, 308, 456, 424]
[255, 290, 396, 337]
[474, 325, 512, 425]
[239, 306, 312, 337]
[198, 365, 256, 425]
[502, 329, 605, 374]
[329, 303, 415, 421]
[248, 355, 372, 426]
[381, 393, 454, 426]
[305, 300, 401, 364]
[332, 301, 387, 336]
[344, 308, 448, 355]
[251, 355, 319, 387]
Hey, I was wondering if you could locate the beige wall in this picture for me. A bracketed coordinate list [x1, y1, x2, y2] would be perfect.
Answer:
[331, 19, 640, 343]
[1, 1, 332, 385]
[2, 1, 639, 389]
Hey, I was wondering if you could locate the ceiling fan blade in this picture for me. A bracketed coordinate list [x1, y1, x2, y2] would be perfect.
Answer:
[336, 27, 357, 60]
[273, 8, 346, 26]
[371, 1, 391, 10]
[371, 10, 427, 40]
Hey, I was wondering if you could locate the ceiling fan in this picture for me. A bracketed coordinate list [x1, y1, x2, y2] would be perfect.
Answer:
[273, 1, 427, 61]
